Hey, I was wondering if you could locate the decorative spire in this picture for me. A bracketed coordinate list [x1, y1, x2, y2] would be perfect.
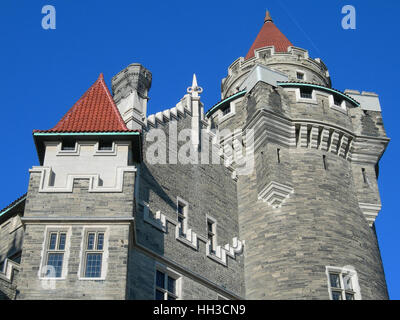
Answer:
[245, 10, 293, 59]
[187, 74, 203, 98]
[264, 10, 273, 23]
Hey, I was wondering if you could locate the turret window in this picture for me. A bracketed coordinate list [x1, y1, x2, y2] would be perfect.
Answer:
[326, 266, 361, 300]
[334, 96, 343, 107]
[296, 72, 305, 80]
[222, 105, 231, 116]
[300, 88, 313, 99]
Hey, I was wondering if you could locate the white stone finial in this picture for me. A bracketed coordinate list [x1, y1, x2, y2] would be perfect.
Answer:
[187, 73, 203, 97]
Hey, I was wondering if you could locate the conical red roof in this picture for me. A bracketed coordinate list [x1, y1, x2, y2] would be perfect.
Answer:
[245, 11, 293, 60]
[34, 74, 135, 133]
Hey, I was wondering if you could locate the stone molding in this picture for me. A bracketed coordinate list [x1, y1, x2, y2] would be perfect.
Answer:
[258, 181, 294, 208]
[244, 109, 389, 165]
[359, 203, 382, 226]
[140, 201, 244, 266]
[0, 259, 20, 283]
[30, 166, 136, 193]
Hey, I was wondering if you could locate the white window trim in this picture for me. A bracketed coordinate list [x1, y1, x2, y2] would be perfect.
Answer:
[296, 70, 306, 81]
[78, 226, 109, 280]
[56, 141, 80, 156]
[38, 226, 72, 280]
[154, 263, 182, 300]
[218, 98, 239, 123]
[206, 215, 218, 256]
[325, 266, 362, 300]
[93, 141, 117, 156]
[176, 197, 189, 237]
[294, 87, 318, 105]
[329, 95, 347, 113]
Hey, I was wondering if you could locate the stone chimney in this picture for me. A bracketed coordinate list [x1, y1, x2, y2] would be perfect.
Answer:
[111, 64, 152, 130]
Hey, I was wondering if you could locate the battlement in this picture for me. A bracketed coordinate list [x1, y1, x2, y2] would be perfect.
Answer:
[222, 45, 331, 99]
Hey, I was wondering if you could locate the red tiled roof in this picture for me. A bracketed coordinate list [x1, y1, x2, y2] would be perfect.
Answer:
[245, 11, 293, 60]
[34, 74, 137, 133]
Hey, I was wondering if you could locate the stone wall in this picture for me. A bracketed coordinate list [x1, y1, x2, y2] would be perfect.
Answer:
[129, 111, 245, 299]
[17, 171, 135, 299]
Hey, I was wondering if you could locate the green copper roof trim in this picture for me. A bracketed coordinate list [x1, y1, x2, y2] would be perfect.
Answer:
[206, 90, 247, 117]
[33, 132, 140, 137]
[277, 82, 360, 107]
[0, 196, 26, 218]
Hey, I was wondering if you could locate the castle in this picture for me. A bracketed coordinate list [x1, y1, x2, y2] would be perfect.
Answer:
[0, 11, 390, 300]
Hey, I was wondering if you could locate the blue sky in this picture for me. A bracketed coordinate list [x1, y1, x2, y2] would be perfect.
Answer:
[0, 0, 399, 298]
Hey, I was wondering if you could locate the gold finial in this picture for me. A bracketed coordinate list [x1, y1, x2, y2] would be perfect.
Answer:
[264, 10, 273, 23]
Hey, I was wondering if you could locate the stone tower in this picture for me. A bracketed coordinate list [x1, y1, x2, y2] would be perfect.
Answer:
[206, 11, 389, 299]
[16, 74, 140, 299]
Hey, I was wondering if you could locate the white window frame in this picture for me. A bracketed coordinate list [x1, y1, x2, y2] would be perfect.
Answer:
[56, 141, 80, 156]
[218, 97, 242, 123]
[94, 141, 117, 156]
[293, 87, 318, 105]
[329, 94, 347, 113]
[154, 263, 182, 300]
[78, 226, 109, 280]
[176, 197, 189, 237]
[206, 215, 217, 255]
[325, 266, 362, 300]
[39, 226, 71, 280]
[296, 70, 306, 81]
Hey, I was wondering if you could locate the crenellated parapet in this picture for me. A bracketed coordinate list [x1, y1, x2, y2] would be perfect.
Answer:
[140, 201, 244, 267]
[222, 46, 331, 99]
[30, 140, 136, 192]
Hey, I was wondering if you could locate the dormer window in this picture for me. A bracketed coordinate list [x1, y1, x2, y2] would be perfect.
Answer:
[300, 87, 313, 99]
[61, 141, 76, 151]
[296, 72, 305, 80]
[98, 140, 113, 151]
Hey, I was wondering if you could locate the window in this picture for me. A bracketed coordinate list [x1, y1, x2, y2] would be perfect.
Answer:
[43, 231, 66, 278]
[296, 72, 305, 80]
[98, 140, 113, 151]
[177, 203, 186, 236]
[61, 141, 76, 151]
[207, 219, 216, 254]
[277, 148, 281, 164]
[222, 105, 231, 116]
[333, 96, 343, 107]
[83, 231, 105, 278]
[326, 267, 360, 300]
[300, 88, 313, 99]
[176, 198, 188, 237]
[155, 268, 180, 300]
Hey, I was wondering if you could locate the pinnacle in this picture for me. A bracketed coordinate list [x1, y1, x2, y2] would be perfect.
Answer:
[265, 10, 273, 23]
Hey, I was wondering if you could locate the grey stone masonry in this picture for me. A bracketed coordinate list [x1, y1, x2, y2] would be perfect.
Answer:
[210, 73, 389, 299]
[17, 170, 135, 299]
[130, 110, 245, 299]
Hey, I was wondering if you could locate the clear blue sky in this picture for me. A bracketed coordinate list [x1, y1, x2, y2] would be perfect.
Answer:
[0, 0, 398, 299]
